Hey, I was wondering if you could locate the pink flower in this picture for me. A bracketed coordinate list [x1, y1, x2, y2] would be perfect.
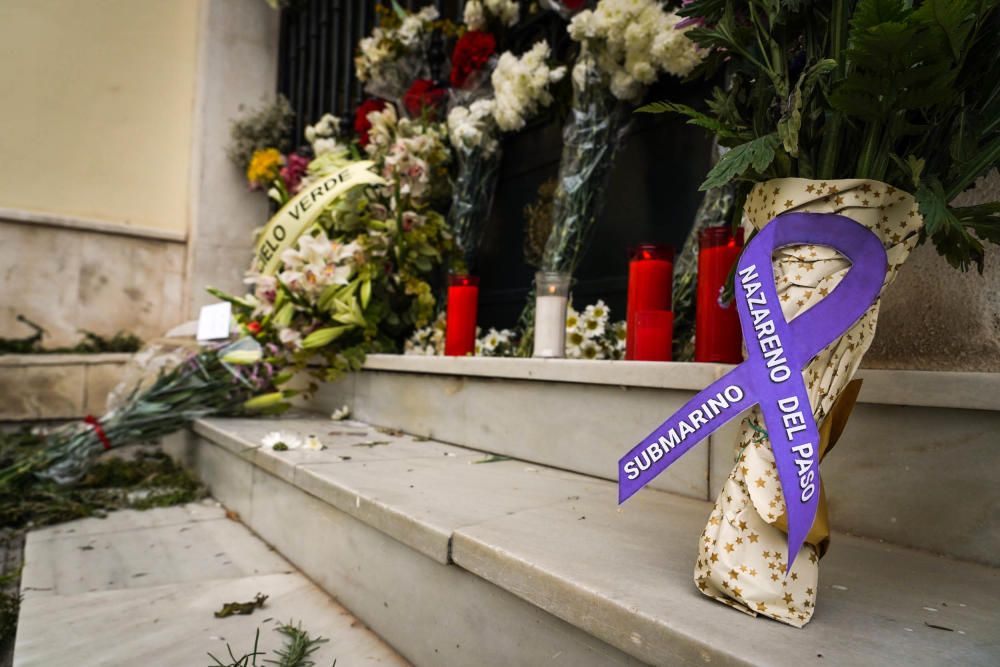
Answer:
[280, 153, 310, 193]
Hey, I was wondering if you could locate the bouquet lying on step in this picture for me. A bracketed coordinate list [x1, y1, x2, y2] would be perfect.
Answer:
[0, 338, 290, 488]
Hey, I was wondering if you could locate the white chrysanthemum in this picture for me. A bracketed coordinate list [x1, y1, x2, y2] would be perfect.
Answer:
[584, 299, 609, 323]
[565, 305, 580, 332]
[303, 435, 324, 450]
[463, 0, 486, 30]
[261, 431, 303, 450]
[565, 328, 586, 359]
[447, 99, 499, 154]
[581, 314, 606, 338]
[491, 41, 566, 132]
[484, 0, 519, 26]
[579, 338, 604, 359]
[568, 0, 704, 101]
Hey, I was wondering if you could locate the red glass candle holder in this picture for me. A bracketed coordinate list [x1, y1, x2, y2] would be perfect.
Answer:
[695, 226, 745, 363]
[634, 310, 673, 361]
[626, 243, 674, 360]
[445, 274, 479, 357]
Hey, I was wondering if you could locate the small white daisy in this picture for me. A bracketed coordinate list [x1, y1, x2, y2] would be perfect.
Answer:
[261, 431, 303, 451]
[303, 435, 324, 451]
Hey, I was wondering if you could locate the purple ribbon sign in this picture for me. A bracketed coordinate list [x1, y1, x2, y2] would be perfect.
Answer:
[619, 213, 887, 573]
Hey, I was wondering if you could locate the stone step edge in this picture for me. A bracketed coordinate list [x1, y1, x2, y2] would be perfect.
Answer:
[180, 416, 1000, 667]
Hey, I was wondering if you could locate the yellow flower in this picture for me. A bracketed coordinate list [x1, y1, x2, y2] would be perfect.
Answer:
[246, 148, 283, 188]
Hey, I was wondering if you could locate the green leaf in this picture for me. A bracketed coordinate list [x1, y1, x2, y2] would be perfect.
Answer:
[916, 179, 985, 273]
[911, 0, 976, 61]
[636, 100, 743, 141]
[360, 279, 372, 309]
[205, 287, 254, 310]
[700, 134, 781, 190]
[778, 59, 837, 156]
[302, 326, 351, 349]
[851, 0, 908, 32]
[271, 302, 294, 328]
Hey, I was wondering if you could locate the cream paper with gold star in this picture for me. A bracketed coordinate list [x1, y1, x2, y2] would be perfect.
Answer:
[693, 178, 923, 627]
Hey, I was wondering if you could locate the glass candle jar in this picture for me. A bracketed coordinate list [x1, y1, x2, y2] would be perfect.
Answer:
[533, 271, 572, 358]
[634, 310, 674, 361]
[626, 243, 674, 360]
[445, 274, 479, 357]
[695, 226, 745, 363]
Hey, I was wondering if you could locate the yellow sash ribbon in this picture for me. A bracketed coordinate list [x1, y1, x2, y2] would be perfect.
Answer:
[254, 160, 384, 275]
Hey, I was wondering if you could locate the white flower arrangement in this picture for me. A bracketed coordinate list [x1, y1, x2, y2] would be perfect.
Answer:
[447, 99, 500, 156]
[491, 41, 567, 132]
[355, 5, 440, 98]
[404, 311, 446, 355]
[565, 299, 626, 360]
[568, 0, 704, 101]
[463, 0, 520, 31]
[475, 327, 516, 357]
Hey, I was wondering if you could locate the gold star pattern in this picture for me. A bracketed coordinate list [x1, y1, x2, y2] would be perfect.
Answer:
[693, 178, 922, 630]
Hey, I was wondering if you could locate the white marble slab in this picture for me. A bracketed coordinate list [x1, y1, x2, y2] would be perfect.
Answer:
[16, 573, 407, 667]
[452, 488, 1000, 667]
[354, 354, 1000, 412]
[22, 508, 289, 597]
[15, 503, 409, 666]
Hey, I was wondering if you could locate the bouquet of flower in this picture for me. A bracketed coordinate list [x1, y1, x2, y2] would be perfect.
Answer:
[447, 40, 566, 269]
[565, 299, 626, 359]
[540, 0, 703, 275]
[638, 0, 1000, 626]
[475, 326, 518, 357]
[218, 95, 457, 382]
[356, 4, 451, 104]
[0, 339, 288, 488]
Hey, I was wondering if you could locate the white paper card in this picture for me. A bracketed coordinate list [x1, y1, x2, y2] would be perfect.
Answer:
[196, 302, 233, 341]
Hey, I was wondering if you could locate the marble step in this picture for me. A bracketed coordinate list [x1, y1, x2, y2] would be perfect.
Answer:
[164, 414, 1000, 667]
[14, 501, 409, 666]
[313, 356, 1000, 566]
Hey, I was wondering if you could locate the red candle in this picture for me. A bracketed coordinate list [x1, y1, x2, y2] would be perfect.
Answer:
[634, 310, 673, 361]
[626, 244, 674, 360]
[445, 274, 479, 357]
[695, 227, 745, 363]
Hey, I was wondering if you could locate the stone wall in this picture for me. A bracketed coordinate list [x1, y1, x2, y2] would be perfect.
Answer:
[0, 220, 186, 347]
[869, 170, 1000, 372]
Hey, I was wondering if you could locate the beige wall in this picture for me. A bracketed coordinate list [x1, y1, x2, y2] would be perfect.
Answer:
[0, 0, 201, 234]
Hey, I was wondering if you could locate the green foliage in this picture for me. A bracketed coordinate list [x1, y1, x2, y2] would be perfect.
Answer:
[208, 622, 333, 667]
[0, 317, 142, 355]
[646, 0, 1000, 272]
[0, 433, 206, 531]
[701, 134, 781, 190]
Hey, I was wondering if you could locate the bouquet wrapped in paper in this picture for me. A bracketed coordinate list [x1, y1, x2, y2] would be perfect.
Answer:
[0, 338, 289, 488]
[640, 0, 1000, 625]
[696, 178, 923, 626]
[541, 0, 703, 274]
[446, 28, 564, 269]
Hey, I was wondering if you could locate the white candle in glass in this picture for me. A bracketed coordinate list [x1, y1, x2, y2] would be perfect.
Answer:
[533, 288, 568, 358]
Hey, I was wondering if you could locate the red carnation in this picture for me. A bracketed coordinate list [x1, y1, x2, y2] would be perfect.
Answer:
[450, 30, 496, 89]
[403, 79, 447, 118]
[246, 321, 261, 334]
[354, 98, 388, 147]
